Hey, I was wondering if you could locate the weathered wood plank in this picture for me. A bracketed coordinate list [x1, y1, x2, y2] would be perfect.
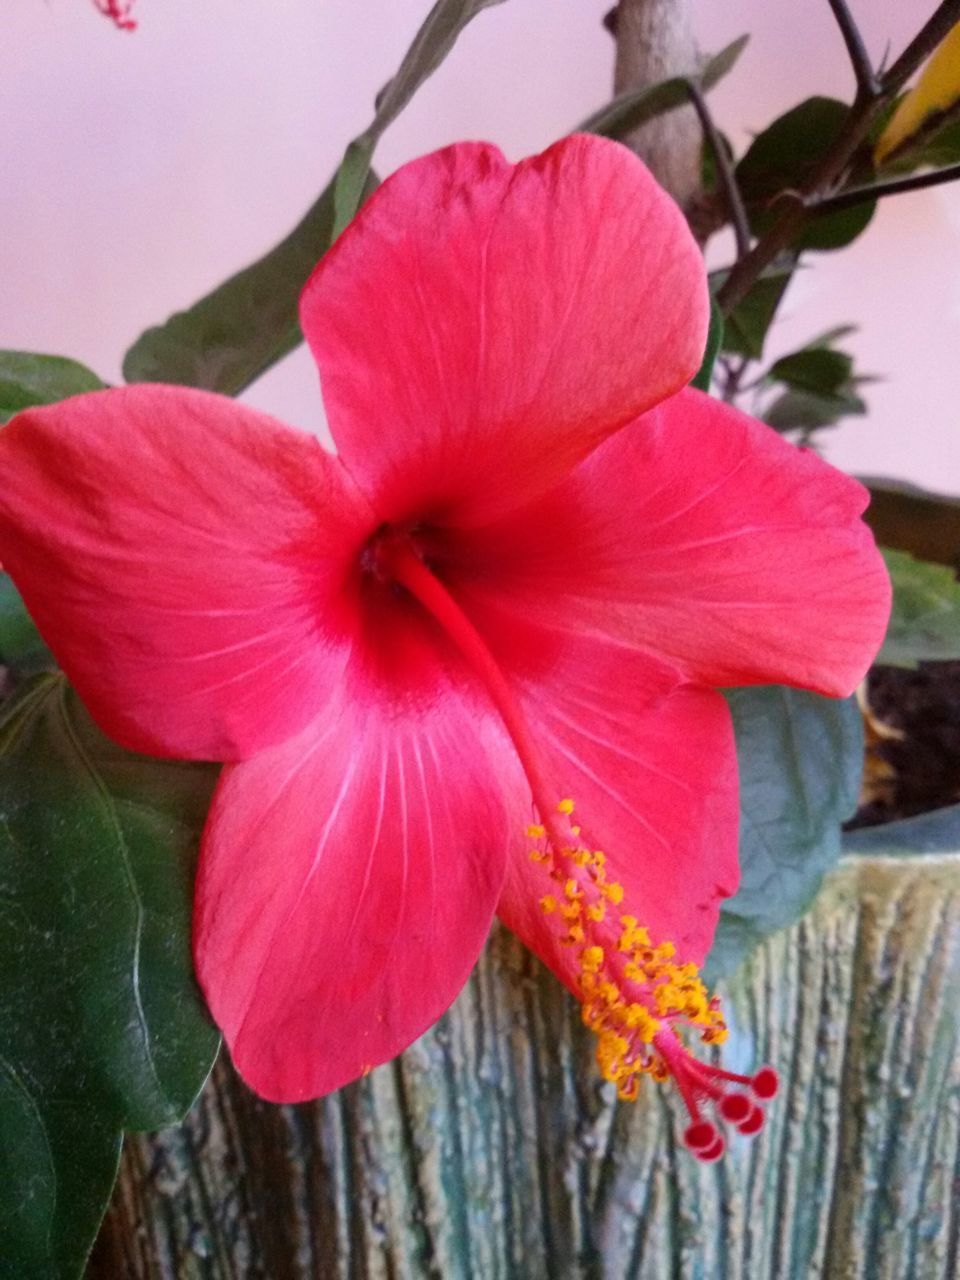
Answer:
[89, 855, 960, 1279]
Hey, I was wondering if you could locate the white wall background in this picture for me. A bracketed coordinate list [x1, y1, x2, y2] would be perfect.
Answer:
[4, 1, 958, 493]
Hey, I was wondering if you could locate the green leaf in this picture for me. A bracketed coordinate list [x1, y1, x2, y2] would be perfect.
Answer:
[768, 347, 853, 395]
[577, 34, 748, 140]
[737, 97, 876, 250]
[122, 170, 378, 396]
[712, 262, 794, 359]
[862, 479, 960, 567]
[332, 0, 509, 234]
[0, 576, 53, 677]
[0, 677, 219, 1277]
[877, 548, 960, 667]
[843, 801, 960, 855]
[763, 386, 866, 432]
[911, 116, 960, 167]
[706, 686, 863, 979]
[124, 0, 505, 396]
[761, 326, 872, 434]
[690, 294, 723, 391]
[0, 351, 104, 425]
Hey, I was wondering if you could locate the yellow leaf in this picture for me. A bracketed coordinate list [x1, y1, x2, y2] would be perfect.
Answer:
[876, 20, 960, 163]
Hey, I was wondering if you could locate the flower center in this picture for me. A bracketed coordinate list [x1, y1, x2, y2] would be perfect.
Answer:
[380, 536, 778, 1160]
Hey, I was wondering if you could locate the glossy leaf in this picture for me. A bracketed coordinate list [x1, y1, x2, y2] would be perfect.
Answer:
[877, 548, 960, 667]
[737, 97, 875, 250]
[0, 351, 103, 425]
[122, 171, 378, 395]
[769, 347, 852, 395]
[331, 0, 508, 234]
[577, 34, 748, 140]
[0, 575, 52, 676]
[690, 294, 723, 391]
[0, 677, 219, 1277]
[706, 686, 863, 979]
[712, 262, 793, 359]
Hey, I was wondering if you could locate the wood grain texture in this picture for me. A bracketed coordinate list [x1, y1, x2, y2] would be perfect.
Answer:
[89, 855, 960, 1279]
[612, 0, 701, 207]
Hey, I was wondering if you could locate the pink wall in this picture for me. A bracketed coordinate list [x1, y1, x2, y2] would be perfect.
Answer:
[3, 1, 957, 493]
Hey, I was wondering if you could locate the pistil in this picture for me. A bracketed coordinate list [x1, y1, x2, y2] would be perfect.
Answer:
[382, 535, 778, 1159]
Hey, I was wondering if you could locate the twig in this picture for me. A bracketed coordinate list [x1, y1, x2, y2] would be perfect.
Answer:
[717, 0, 960, 313]
[808, 160, 960, 213]
[826, 0, 880, 97]
[687, 80, 751, 258]
[882, 0, 960, 93]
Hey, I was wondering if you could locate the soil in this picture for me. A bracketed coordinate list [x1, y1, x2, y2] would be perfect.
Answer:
[849, 660, 960, 828]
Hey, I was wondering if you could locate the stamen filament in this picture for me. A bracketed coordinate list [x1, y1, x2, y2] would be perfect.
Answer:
[384, 538, 568, 850]
[380, 536, 779, 1161]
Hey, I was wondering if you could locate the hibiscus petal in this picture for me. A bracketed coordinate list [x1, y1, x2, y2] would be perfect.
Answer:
[0, 386, 371, 759]
[445, 389, 890, 697]
[194, 671, 524, 1102]
[490, 621, 739, 976]
[301, 135, 706, 527]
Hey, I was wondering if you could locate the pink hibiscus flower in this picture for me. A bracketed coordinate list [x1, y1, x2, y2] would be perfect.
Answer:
[0, 137, 889, 1159]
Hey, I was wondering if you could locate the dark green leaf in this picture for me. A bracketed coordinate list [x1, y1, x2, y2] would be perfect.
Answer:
[124, 1, 503, 395]
[768, 347, 853, 395]
[690, 295, 723, 391]
[706, 686, 863, 979]
[577, 35, 748, 140]
[0, 677, 219, 1277]
[712, 263, 793, 359]
[763, 386, 866, 432]
[0, 576, 53, 677]
[877, 548, 960, 667]
[862, 479, 960, 568]
[332, 0, 509, 233]
[737, 97, 876, 250]
[843, 802, 960, 855]
[122, 170, 379, 396]
[0, 351, 104, 425]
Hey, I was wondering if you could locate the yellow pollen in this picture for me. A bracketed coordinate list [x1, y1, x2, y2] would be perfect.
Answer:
[525, 796, 728, 1102]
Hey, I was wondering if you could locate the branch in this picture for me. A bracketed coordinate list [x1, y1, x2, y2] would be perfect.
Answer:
[612, 0, 702, 206]
[882, 0, 960, 93]
[808, 160, 960, 213]
[826, 0, 880, 98]
[717, 1, 960, 313]
[687, 81, 751, 258]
